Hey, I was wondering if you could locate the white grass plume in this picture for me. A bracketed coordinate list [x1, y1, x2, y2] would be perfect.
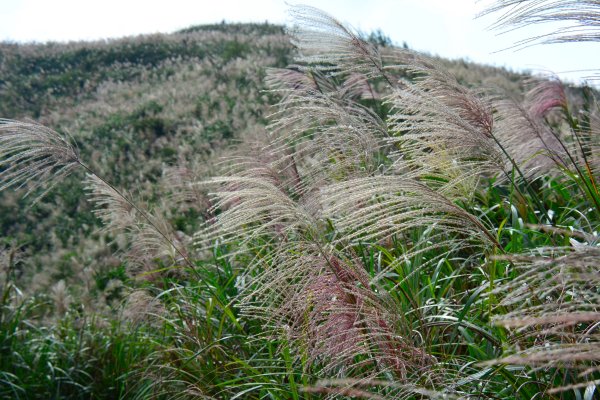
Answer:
[0, 120, 80, 203]
[237, 241, 434, 380]
[0, 118, 193, 275]
[486, 244, 600, 392]
[85, 174, 189, 273]
[479, 0, 600, 47]
[386, 62, 505, 194]
[265, 68, 388, 197]
[288, 5, 386, 79]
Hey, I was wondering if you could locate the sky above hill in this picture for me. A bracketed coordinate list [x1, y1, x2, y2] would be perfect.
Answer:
[1, 0, 598, 84]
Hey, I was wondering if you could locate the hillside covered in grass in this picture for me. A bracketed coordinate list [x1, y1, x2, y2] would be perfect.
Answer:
[0, 23, 290, 280]
[0, 21, 531, 306]
[1, 3, 599, 398]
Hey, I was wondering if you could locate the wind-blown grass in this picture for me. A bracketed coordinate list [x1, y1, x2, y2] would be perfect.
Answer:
[1, 3, 599, 399]
[479, 0, 600, 47]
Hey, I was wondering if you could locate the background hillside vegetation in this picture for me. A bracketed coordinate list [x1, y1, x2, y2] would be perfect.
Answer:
[1, 2, 599, 398]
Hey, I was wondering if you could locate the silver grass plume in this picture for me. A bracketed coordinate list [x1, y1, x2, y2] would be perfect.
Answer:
[288, 5, 387, 80]
[527, 77, 597, 169]
[265, 67, 329, 100]
[273, 38, 504, 260]
[197, 7, 510, 383]
[84, 173, 137, 232]
[51, 279, 72, 316]
[267, 8, 425, 200]
[0, 119, 192, 275]
[85, 174, 189, 274]
[320, 175, 500, 286]
[0, 243, 23, 288]
[0, 120, 80, 203]
[163, 164, 214, 221]
[479, 0, 600, 48]
[195, 151, 322, 256]
[265, 67, 388, 197]
[271, 8, 504, 267]
[479, 1, 600, 207]
[492, 90, 569, 178]
[266, 67, 379, 102]
[525, 76, 569, 118]
[199, 148, 434, 380]
[341, 72, 381, 100]
[385, 60, 505, 196]
[321, 177, 498, 247]
[487, 244, 600, 393]
[238, 243, 434, 379]
[122, 289, 166, 326]
[270, 5, 600, 394]
[495, 77, 600, 193]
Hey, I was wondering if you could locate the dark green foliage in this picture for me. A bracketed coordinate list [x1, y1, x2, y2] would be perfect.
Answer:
[94, 264, 128, 292]
[0, 284, 159, 400]
[177, 21, 286, 36]
[0, 40, 207, 117]
[365, 29, 393, 47]
[0, 23, 292, 119]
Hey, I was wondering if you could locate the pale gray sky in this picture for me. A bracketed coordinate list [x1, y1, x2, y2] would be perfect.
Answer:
[1, 0, 598, 84]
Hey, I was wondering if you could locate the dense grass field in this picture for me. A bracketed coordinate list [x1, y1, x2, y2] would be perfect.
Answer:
[1, 2, 599, 399]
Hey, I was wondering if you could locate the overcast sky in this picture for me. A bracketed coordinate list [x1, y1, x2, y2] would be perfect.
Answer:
[1, 0, 598, 84]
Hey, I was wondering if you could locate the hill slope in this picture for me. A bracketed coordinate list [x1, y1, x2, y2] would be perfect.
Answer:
[0, 22, 532, 292]
[2, 19, 598, 399]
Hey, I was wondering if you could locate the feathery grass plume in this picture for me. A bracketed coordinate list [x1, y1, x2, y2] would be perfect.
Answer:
[267, 66, 379, 102]
[0, 243, 23, 289]
[200, 150, 434, 382]
[265, 67, 323, 99]
[525, 76, 569, 118]
[0, 120, 80, 203]
[495, 77, 600, 216]
[343, 73, 381, 100]
[51, 279, 72, 316]
[0, 119, 193, 276]
[479, 0, 600, 48]
[479, 0, 600, 210]
[84, 174, 137, 232]
[280, 43, 493, 204]
[487, 244, 600, 392]
[524, 77, 600, 176]
[385, 61, 505, 197]
[288, 5, 387, 80]
[273, 6, 502, 249]
[278, 5, 401, 186]
[492, 92, 569, 178]
[163, 165, 208, 208]
[84, 173, 188, 275]
[265, 7, 418, 204]
[197, 161, 318, 250]
[121, 289, 166, 326]
[201, 7, 522, 389]
[265, 68, 388, 196]
[320, 175, 500, 285]
[239, 243, 434, 379]
[162, 163, 215, 221]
